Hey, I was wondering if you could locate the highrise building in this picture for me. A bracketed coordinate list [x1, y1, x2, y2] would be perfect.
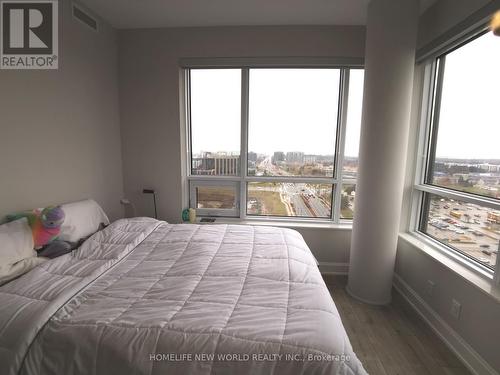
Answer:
[286, 151, 304, 164]
[193, 152, 240, 175]
[272, 151, 285, 164]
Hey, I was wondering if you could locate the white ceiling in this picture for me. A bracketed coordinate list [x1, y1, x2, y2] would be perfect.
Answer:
[78, 0, 438, 29]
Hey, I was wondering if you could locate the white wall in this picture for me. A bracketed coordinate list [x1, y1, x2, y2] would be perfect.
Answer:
[117, 25, 365, 264]
[300, 226, 352, 272]
[396, 239, 500, 372]
[0, 0, 124, 220]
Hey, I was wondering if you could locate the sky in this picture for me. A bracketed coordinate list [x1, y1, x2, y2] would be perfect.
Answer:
[190, 68, 363, 157]
[435, 31, 500, 160]
[190, 69, 241, 155]
[190, 31, 500, 161]
[248, 69, 339, 155]
[344, 69, 364, 158]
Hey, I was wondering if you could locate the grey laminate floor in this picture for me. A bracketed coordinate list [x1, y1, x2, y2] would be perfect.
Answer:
[323, 275, 471, 375]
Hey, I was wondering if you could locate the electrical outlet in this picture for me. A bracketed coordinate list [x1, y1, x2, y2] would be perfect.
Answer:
[425, 280, 435, 296]
[451, 299, 461, 319]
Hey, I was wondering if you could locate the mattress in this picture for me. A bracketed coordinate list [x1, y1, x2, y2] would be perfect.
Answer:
[0, 218, 367, 375]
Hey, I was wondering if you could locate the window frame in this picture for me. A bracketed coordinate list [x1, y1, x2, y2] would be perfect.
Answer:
[184, 65, 363, 224]
[411, 27, 500, 279]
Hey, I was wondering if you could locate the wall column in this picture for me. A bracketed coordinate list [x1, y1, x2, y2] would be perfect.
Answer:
[347, 0, 419, 304]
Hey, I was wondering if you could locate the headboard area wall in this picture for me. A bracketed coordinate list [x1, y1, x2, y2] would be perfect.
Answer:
[0, 0, 124, 221]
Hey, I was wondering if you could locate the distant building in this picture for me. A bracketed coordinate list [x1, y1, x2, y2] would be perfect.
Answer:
[286, 151, 304, 164]
[304, 155, 317, 164]
[248, 152, 257, 162]
[193, 152, 240, 175]
[272, 151, 285, 164]
[478, 163, 500, 173]
[316, 155, 335, 164]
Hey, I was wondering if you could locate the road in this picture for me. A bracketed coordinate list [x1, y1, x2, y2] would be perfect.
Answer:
[256, 157, 331, 218]
[282, 183, 310, 216]
[302, 185, 331, 217]
[257, 156, 289, 176]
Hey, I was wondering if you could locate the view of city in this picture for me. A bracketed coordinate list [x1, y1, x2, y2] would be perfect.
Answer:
[193, 151, 357, 218]
[248, 182, 332, 218]
[422, 158, 500, 268]
[431, 159, 500, 199]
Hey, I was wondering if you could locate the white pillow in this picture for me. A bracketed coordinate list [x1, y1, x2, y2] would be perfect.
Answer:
[0, 257, 47, 286]
[0, 218, 40, 285]
[0, 218, 35, 265]
[59, 199, 110, 243]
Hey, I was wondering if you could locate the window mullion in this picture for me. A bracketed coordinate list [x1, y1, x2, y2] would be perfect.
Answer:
[240, 68, 250, 219]
[185, 69, 193, 209]
[188, 176, 241, 182]
[408, 61, 438, 232]
[415, 184, 500, 212]
[245, 177, 336, 185]
[414, 62, 437, 187]
[424, 56, 446, 184]
[415, 58, 447, 234]
[333, 68, 350, 223]
[494, 250, 500, 285]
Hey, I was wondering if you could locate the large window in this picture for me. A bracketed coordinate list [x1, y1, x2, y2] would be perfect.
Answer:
[416, 30, 500, 272]
[186, 67, 364, 222]
[248, 69, 339, 178]
[190, 69, 241, 176]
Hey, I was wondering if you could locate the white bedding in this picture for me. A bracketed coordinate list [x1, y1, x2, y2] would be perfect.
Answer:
[0, 218, 367, 375]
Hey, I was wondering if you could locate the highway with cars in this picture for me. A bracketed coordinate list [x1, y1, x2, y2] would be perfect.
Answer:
[256, 157, 331, 218]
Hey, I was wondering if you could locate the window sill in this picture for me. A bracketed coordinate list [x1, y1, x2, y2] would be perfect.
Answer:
[399, 232, 500, 302]
[193, 217, 353, 230]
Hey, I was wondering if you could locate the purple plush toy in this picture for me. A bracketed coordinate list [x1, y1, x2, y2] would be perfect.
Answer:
[32, 206, 66, 249]
[7, 206, 66, 249]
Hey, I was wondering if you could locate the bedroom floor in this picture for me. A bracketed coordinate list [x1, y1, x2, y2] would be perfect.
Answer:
[323, 275, 471, 375]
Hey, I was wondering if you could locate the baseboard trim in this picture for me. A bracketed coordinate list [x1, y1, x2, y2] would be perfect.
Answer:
[318, 262, 349, 275]
[393, 274, 498, 375]
[345, 284, 392, 306]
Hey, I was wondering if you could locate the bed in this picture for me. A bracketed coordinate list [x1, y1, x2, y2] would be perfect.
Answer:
[0, 217, 367, 375]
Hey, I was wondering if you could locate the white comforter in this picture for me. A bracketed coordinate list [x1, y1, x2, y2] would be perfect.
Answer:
[0, 218, 367, 375]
